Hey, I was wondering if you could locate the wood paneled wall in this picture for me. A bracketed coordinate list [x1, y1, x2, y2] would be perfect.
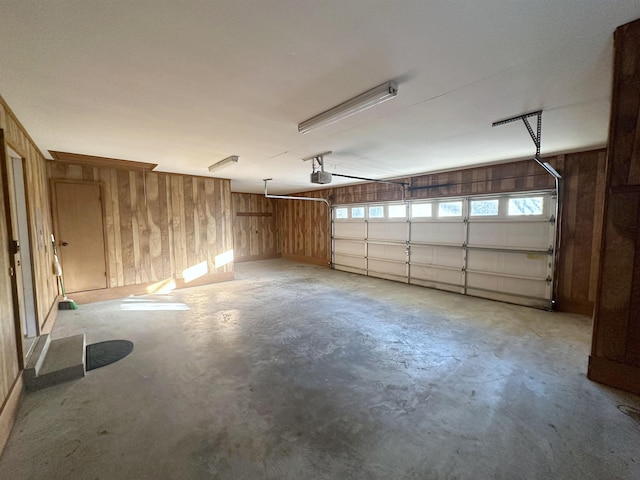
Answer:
[551, 150, 607, 315]
[0, 130, 19, 430]
[589, 18, 640, 394]
[231, 193, 278, 262]
[276, 191, 330, 266]
[330, 159, 556, 204]
[0, 96, 58, 452]
[48, 163, 234, 288]
[276, 151, 607, 314]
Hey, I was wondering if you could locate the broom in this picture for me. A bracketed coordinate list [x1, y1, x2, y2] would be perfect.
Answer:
[52, 234, 78, 310]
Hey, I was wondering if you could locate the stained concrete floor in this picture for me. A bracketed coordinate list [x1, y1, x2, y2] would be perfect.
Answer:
[1, 259, 639, 480]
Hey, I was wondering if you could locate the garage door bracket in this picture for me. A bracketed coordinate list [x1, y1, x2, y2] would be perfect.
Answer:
[492, 110, 561, 180]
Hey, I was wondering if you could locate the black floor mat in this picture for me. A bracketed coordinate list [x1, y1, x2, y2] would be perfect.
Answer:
[86, 340, 134, 371]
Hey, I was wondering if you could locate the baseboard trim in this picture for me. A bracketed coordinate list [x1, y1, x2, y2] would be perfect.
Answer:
[0, 374, 24, 456]
[282, 254, 330, 267]
[588, 355, 640, 395]
[69, 271, 235, 304]
[39, 296, 60, 335]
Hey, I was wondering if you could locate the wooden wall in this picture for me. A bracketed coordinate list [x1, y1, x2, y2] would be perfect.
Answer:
[588, 18, 640, 394]
[276, 190, 330, 266]
[0, 96, 58, 453]
[330, 159, 555, 204]
[0, 130, 20, 446]
[48, 163, 234, 290]
[276, 151, 607, 314]
[551, 150, 607, 315]
[231, 193, 278, 262]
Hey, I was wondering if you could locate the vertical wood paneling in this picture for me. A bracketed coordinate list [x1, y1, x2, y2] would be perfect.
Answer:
[1, 97, 58, 430]
[157, 174, 171, 279]
[130, 171, 142, 284]
[136, 171, 150, 283]
[48, 164, 234, 287]
[548, 150, 608, 315]
[146, 173, 162, 281]
[117, 170, 135, 285]
[590, 18, 640, 392]
[589, 152, 607, 300]
[196, 177, 208, 268]
[205, 178, 217, 270]
[231, 193, 278, 261]
[0, 131, 19, 408]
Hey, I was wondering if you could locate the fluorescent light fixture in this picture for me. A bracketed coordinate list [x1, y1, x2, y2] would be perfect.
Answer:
[208, 155, 239, 173]
[298, 80, 398, 134]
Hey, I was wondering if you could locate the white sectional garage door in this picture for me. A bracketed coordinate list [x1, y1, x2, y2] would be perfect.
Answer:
[332, 192, 557, 309]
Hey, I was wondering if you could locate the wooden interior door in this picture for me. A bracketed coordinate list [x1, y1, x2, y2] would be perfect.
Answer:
[54, 182, 107, 293]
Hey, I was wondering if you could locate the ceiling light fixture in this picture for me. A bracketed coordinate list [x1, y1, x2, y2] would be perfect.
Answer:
[208, 155, 239, 173]
[298, 80, 398, 134]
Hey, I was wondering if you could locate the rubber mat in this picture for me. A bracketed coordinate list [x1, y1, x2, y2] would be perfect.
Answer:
[86, 340, 134, 371]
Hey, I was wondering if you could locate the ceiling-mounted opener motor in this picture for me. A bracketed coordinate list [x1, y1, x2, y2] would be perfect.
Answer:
[304, 151, 333, 184]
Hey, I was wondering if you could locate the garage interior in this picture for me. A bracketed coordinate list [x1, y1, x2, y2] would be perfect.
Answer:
[1, 2, 640, 479]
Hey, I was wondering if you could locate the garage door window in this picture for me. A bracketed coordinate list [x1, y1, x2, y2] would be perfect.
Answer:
[335, 207, 348, 219]
[508, 197, 543, 216]
[351, 207, 365, 218]
[438, 201, 462, 217]
[470, 199, 499, 216]
[369, 206, 384, 218]
[388, 204, 407, 218]
[411, 203, 432, 218]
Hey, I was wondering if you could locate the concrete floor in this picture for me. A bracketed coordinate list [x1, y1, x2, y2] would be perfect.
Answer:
[1, 259, 639, 480]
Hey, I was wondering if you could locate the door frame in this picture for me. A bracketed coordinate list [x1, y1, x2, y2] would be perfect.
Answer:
[50, 179, 110, 292]
[8, 151, 39, 340]
[0, 132, 27, 367]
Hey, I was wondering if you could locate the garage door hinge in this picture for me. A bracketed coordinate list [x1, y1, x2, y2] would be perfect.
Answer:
[546, 276, 552, 284]
[549, 215, 556, 224]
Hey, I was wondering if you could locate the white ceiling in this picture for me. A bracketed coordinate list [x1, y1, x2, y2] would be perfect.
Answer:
[1, 1, 639, 194]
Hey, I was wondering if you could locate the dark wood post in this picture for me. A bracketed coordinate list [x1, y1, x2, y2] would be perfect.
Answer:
[588, 18, 640, 394]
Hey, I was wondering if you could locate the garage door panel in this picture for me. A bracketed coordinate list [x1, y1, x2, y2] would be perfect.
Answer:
[334, 254, 366, 271]
[411, 222, 464, 244]
[368, 259, 406, 278]
[466, 250, 549, 278]
[370, 271, 408, 282]
[335, 265, 367, 276]
[410, 264, 462, 287]
[334, 240, 365, 257]
[334, 222, 366, 239]
[368, 243, 406, 262]
[466, 289, 548, 309]
[332, 191, 555, 310]
[410, 245, 463, 268]
[467, 222, 550, 250]
[410, 277, 464, 293]
[368, 222, 407, 242]
[466, 272, 548, 298]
